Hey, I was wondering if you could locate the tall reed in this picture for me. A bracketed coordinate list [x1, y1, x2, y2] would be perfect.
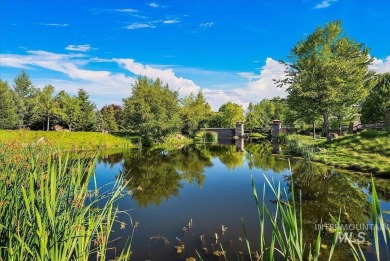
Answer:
[0, 143, 133, 260]
[246, 170, 389, 260]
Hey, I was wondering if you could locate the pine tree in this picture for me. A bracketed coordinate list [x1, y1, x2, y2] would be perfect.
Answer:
[0, 81, 18, 129]
[74, 89, 96, 131]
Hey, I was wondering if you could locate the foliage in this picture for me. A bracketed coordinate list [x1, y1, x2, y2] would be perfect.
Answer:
[56, 90, 81, 132]
[74, 88, 96, 131]
[180, 91, 212, 136]
[361, 73, 390, 123]
[0, 144, 133, 260]
[218, 101, 245, 128]
[32, 84, 62, 131]
[122, 77, 182, 144]
[194, 131, 218, 143]
[0, 80, 18, 129]
[12, 70, 39, 127]
[100, 104, 122, 131]
[278, 21, 374, 140]
[99, 105, 119, 132]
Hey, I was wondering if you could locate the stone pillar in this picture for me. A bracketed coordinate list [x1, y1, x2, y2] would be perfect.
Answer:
[271, 120, 281, 141]
[385, 108, 390, 131]
[235, 122, 244, 137]
[235, 138, 244, 152]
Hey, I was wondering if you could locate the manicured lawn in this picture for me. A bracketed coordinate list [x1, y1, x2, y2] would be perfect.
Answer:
[0, 130, 135, 150]
[286, 130, 390, 176]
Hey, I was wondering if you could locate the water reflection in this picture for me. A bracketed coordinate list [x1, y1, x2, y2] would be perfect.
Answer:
[95, 143, 390, 260]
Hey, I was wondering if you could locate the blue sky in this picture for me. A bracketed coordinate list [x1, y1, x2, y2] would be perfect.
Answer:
[1, 0, 389, 110]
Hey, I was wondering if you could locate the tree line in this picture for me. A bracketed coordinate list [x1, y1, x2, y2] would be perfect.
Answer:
[1, 21, 389, 143]
[0, 72, 246, 144]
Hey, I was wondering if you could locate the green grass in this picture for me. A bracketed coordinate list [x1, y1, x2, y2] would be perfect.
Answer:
[0, 143, 134, 260]
[285, 130, 390, 176]
[152, 133, 193, 150]
[0, 130, 135, 151]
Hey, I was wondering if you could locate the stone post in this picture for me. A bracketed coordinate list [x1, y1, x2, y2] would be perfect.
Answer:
[235, 122, 244, 137]
[271, 120, 281, 141]
[385, 108, 390, 131]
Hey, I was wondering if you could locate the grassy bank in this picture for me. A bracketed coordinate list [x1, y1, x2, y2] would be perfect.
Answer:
[0, 130, 135, 151]
[284, 130, 390, 176]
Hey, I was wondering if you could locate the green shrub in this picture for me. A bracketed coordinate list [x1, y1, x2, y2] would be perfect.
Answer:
[194, 131, 218, 143]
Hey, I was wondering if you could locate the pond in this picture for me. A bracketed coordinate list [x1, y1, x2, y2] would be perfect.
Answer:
[91, 141, 390, 260]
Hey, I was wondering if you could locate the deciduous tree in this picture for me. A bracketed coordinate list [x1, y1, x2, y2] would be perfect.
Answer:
[277, 21, 374, 141]
[122, 77, 182, 144]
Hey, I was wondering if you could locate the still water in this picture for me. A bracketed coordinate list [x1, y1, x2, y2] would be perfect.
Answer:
[90, 141, 390, 260]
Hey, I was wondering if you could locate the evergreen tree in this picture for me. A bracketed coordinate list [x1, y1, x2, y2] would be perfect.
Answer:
[101, 105, 119, 132]
[0, 81, 18, 129]
[74, 89, 96, 131]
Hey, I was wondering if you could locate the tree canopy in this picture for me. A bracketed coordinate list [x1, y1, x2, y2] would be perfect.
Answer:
[122, 77, 182, 144]
[0, 81, 18, 129]
[278, 21, 374, 140]
[180, 91, 212, 136]
[218, 102, 245, 128]
[361, 73, 390, 123]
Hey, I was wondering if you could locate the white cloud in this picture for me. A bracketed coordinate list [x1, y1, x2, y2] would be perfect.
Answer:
[65, 44, 94, 52]
[124, 23, 156, 29]
[315, 0, 337, 9]
[370, 56, 390, 74]
[199, 22, 214, 28]
[115, 58, 201, 96]
[0, 51, 134, 107]
[115, 8, 138, 13]
[163, 19, 179, 24]
[40, 23, 68, 27]
[148, 2, 160, 8]
[0, 50, 291, 110]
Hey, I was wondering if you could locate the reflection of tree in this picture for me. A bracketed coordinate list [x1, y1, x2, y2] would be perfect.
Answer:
[207, 145, 244, 170]
[119, 146, 212, 208]
[286, 162, 370, 260]
[245, 143, 289, 173]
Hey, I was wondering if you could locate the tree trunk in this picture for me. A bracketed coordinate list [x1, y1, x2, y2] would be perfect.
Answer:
[339, 124, 342, 136]
[250, 128, 252, 135]
[47, 115, 50, 131]
[323, 112, 331, 142]
[42, 120, 45, 131]
[312, 121, 316, 138]
[69, 123, 72, 132]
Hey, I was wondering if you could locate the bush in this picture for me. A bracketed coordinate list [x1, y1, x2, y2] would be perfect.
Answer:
[194, 131, 218, 143]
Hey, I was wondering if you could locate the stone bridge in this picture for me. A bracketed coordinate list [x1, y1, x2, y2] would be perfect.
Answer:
[201, 122, 245, 141]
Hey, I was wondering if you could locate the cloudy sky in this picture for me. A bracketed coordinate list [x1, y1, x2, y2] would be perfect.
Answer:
[1, 0, 389, 110]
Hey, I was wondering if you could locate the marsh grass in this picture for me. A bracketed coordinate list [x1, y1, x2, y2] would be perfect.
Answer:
[0, 143, 134, 260]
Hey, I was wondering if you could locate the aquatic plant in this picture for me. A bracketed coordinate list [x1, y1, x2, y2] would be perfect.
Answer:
[244, 172, 389, 260]
[0, 143, 134, 260]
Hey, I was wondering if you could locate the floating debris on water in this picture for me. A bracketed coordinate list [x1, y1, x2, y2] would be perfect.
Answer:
[213, 250, 226, 257]
[174, 244, 185, 254]
[148, 235, 170, 245]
